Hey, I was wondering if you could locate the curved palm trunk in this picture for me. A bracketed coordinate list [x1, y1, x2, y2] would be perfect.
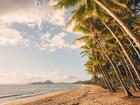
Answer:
[94, 54, 116, 92]
[127, 37, 140, 59]
[116, 49, 134, 89]
[121, 61, 130, 79]
[117, 46, 140, 91]
[102, 21, 140, 81]
[115, 62, 128, 87]
[123, 42, 140, 71]
[98, 41, 133, 97]
[94, 0, 140, 49]
[124, 42, 140, 68]
[98, 67, 109, 89]
[113, 47, 132, 88]
[118, 26, 140, 59]
[120, 60, 137, 90]
[97, 71, 107, 88]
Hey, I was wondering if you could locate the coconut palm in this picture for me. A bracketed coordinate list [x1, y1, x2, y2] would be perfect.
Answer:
[101, 21, 140, 80]
[93, 0, 140, 49]
[73, 16, 140, 81]
[54, 0, 140, 80]
[74, 17, 136, 96]
[54, 0, 140, 49]
[78, 35, 116, 92]
[99, 40, 133, 97]
[54, 0, 140, 97]
[75, 31, 133, 96]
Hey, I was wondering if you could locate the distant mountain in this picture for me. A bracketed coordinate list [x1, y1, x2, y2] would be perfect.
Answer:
[31, 80, 54, 85]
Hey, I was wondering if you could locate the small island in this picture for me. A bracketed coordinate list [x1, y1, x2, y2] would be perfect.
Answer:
[31, 80, 54, 85]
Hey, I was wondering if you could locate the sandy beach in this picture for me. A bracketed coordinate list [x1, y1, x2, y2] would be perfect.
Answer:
[6, 85, 140, 105]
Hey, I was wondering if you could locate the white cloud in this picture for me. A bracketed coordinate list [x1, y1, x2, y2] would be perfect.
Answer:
[0, 0, 78, 51]
[36, 32, 78, 52]
[0, 0, 66, 26]
[0, 0, 67, 48]
[0, 72, 80, 84]
[0, 25, 27, 46]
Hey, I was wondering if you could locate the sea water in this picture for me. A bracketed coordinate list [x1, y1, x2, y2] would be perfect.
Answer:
[0, 84, 80, 104]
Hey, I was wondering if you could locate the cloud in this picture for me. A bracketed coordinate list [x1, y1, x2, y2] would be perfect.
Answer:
[0, 0, 66, 26]
[36, 32, 78, 52]
[0, 25, 27, 46]
[0, 72, 80, 84]
[0, 0, 69, 48]
[0, 0, 79, 51]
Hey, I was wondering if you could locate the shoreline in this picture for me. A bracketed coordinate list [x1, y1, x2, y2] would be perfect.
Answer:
[5, 90, 72, 105]
[5, 85, 84, 105]
[6, 85, 140, 105]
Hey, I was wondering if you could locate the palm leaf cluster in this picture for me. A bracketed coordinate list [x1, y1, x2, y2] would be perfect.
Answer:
[54, 0, 140, 97]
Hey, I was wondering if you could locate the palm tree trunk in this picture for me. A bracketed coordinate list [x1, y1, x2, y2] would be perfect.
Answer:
[102, 21, 140, 81]
[98, 71, 107, 88]
[127, 37, 140, 59]
[98, 67, 109, 89]
[116, 45, 140, 91]
[113, 47, 131, 88]
[121, 61, 135, 89]
[119, 27, 140, 59]
[94, 54, 116, 92]
[123, 42, 140, 69]
[94, 0, 140, 49]
[115, 63, 130, 90]
[98, 41, 133, 97]
[121, 61, 130, 79]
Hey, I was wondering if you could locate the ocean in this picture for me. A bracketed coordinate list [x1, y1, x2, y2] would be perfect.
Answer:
[0, 84, 80, 105]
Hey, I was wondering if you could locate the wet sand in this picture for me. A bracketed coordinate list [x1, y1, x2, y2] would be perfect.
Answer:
[7, 85, 140, 105]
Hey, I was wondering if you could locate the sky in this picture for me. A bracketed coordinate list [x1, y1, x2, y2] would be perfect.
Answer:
[0, 0, 89, 84]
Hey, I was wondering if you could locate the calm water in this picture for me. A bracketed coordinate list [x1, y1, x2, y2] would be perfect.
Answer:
[0, 84, 80, 105]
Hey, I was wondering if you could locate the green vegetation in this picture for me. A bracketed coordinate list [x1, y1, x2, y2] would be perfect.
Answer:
[74, 79, 94, 84]
[54, 0, 140, 97]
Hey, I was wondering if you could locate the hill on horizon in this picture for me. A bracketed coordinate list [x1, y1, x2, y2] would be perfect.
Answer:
[31, 80, 55, 85]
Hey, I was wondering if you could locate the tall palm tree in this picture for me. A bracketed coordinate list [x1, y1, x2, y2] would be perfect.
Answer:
[101, 21, 140, 80]
[78, 35, 116, 92]
[54, 0, 140, 80]
[98, 40, 133, 97]
[93, 54, 116, 92]
[73, 16, 140, 81]
[54, 0, 140, 49]
[54, 0, 140, 97]
[76, 32, 133, 96]
[93, 0, 140, 49]
[116, 45, 140, 91]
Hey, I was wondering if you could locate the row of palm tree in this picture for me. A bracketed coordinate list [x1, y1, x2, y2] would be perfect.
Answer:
[54, 0, 140, 97]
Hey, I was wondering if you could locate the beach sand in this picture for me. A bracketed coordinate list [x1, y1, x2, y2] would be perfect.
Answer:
[6, 85, 140, 105]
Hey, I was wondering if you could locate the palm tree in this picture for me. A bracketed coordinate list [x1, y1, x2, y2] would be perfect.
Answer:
[85, 55, 108, 88]
[54, 0, 140, 80]
[78, 35, 116, 92]
[54, 0, 140, 49]
[99, 40, 133, 97]
[73, 16, 140, 81]
[93, 54, 116, 92]
[116, 45, 140, 91]
[101, 21, 140, 80]
[54, 0, 140, 97]
[76, 32, 133, 96]
[93, 0, 140, 49]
